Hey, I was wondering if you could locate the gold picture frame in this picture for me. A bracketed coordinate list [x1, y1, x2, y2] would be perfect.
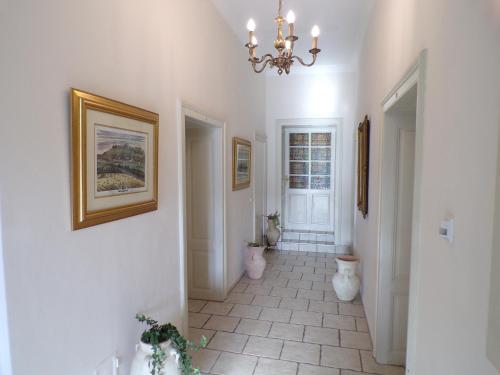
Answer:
[71, 89, 159, 230]
[232, 137, 252, 191]
[357, 115, 370, 219]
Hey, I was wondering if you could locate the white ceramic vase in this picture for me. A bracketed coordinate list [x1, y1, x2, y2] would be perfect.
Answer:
[245, 245, 267, 280]
[332, 256, 360, 302]
[130, 340, 181, 375]
[266, 219, 281, 247]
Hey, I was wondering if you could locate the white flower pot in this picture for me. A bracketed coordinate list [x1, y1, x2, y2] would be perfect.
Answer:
[245, 246, 267, 279]
[266, 219, 281, 246]
[332, 256, 360, 302]
[130, 340, 181, 375]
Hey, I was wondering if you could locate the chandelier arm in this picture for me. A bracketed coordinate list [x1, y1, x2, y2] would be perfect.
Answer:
[292, 53, 318, 67]
[252, 53, 275, 65]
[252, 57, 274, 73]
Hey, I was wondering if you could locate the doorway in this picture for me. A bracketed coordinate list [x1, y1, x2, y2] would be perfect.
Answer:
[180, 107, 226, 310]
[253, 134, 267, 244]
[376, 52, 426, 374]
[282, 125, 340, 233]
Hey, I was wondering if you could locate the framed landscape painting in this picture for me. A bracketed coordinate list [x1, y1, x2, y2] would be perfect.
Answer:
[232, 137, 252, 191]
[71, 89, 159, 230]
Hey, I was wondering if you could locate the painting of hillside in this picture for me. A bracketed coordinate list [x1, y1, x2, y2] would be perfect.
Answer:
[95, 125, 147, 195]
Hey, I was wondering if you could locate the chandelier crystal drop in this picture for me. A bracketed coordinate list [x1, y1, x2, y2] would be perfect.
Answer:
[245, 0, 321, 75]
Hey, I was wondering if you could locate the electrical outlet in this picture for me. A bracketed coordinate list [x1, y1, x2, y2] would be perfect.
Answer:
[95, 353, 119, 375]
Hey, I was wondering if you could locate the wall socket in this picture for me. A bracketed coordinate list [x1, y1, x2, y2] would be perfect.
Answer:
[94, 353, 120, 375]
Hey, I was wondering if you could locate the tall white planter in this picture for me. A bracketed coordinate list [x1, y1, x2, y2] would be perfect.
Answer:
[332, 256, 360, 302]
[130, 340, 181, 375]
[245, 245, 267, 280]
[266, 219, 281, 247]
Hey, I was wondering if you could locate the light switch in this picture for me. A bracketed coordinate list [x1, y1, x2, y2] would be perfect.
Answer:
[439, 218, 454, 243]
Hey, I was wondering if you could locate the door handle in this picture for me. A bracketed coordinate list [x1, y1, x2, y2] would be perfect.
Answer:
[285, 175, 290, 182]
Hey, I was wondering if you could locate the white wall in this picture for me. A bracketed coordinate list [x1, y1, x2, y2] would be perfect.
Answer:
[354, 0, 500, 374]
[0, 198, 12, 375]
[0, 1, 265, 374]
[266, 70, 357, 245]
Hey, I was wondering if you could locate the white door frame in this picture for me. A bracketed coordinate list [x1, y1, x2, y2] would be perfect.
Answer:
[0, 200, 12, 375]
[376, 50, 427, 374]
[253, 133, 267, 243]
[276, 118, 342, 240]
[177, 101, 227, 334]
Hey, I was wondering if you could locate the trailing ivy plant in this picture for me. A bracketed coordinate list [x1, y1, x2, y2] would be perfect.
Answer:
[136, 314, 206, 375]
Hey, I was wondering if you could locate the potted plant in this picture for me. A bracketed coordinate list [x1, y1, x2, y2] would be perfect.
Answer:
[266, 212, 281, 247]
[131, 314, 206, 375]
[245, 241, 267, 279]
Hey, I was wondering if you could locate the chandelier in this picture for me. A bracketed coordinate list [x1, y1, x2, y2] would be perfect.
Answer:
[245, 0, 321, 75]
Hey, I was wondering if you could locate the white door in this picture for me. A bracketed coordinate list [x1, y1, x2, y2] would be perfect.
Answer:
[284, 127, 335, 232]
[254, 136, 267, 243]
[377, 110, 416, 365]
[186, 125, 224, 301]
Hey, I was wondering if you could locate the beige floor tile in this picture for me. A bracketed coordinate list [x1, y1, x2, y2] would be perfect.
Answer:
[340, 371, 371, 375]
[270, 286, 298, 298]
[200, 302, 234, 316]
[280, 297, 309, 311]
[232, 282, 249, 293]
[240, 276, 264, 285]
[211, 352, 258, 375]
[207, 331, 249, 353]
[287, 279, 313, 290]
[299, 364, 340, 375]
[190, 348, 220, 373]
[262, 278, 288, 288]
[291, 310, 323, 326]
[235, 318, 271, 337]
[252, 295, 281, 308]
[321, 345, 362, 371]
[302, 273, 326, 282]
[340, 330, 372, 350]
[272, 264, 294, 272]
[229, 304, 262, 319]
[203, 315, 240, 332]
[294, 266, 316, 274]
[254, 358, 298, 375]
[298, 288, 324, 301]
[360, 350, 405, 375]
[356, 317, 369, 332]
[324, 314, 356, 330]
[281, 341, 320, 365]
[280, 271, 303, 280]
[324, 291, 343, 303]
[309, 301, 339, 314]
[339, 303, 365, 317]
[259, 307, 292, 323]
[285, 259, 306, 266]
[225, 292, 254, 305]
[313, 281, 335, 291]
[189, 299, 208, 313]
[188, 327, 216, 344]
[243, 336, 283, 359]
[245, 284, 272, 296]
[268, 322, 305, 341]
[304, 326, 339, 346]
[189, 312, 211, 328]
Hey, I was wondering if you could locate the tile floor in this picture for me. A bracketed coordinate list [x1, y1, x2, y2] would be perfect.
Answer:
[188, 250, 405, 375]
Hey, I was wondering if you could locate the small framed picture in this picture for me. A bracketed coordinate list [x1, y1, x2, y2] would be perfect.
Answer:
[71, 89, 159, 230]
[357, 115, 370, 219]
[232, 137, 252, 191]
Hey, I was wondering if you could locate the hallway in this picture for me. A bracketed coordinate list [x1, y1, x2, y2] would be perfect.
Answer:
[188, 250, 404, 375]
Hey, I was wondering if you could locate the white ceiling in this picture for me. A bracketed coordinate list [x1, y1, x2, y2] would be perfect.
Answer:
[210, 0, 375, 72]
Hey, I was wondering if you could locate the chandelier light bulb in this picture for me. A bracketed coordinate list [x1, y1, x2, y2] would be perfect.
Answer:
[286, 10, 296, 24]
[252, 36, 258, 46]
[285, 40, 292, 50]
[247, 18, 256, 32]
[311, 25, 320, 38]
